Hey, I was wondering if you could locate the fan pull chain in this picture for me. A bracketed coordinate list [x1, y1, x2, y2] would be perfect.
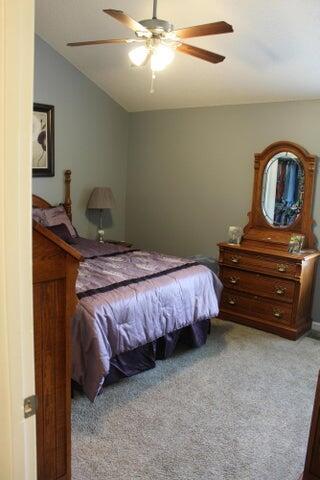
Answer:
[150, 71, 156, 94]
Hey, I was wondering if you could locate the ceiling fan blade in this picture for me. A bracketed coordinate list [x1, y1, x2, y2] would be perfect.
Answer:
[67, 38, 134, 47]
[174, 21, 233, 39]
[177, 43, 225, 64]
[103, 9, 151, 35]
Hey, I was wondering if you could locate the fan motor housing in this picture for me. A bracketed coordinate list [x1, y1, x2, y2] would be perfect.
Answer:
[138, 18, 173, 35]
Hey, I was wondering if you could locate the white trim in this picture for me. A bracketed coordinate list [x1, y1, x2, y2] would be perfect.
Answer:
[0, 0, 36, 479]
[312, 321, 320, 332]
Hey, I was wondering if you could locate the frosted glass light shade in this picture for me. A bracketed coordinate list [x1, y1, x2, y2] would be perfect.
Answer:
[151, 44, 175, 72]
[128, 45, 149, 66]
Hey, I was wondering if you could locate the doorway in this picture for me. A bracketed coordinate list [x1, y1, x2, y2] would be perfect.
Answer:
[0, 0, 37, 478]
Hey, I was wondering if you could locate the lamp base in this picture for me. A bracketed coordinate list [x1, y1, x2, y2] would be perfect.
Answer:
[97, 229, 105, 243]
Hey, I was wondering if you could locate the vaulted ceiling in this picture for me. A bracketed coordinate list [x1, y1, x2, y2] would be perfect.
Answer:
[36, 0, 320, 112]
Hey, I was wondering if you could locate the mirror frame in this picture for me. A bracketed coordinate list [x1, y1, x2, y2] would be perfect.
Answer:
[243, 141, 317, 249]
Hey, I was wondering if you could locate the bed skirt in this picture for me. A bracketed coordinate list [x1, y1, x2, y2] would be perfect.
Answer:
[72, 319, 211, 395]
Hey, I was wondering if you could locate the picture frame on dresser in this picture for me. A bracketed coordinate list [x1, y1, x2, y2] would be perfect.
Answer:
[32, 103, 55, 177]
[218, 141, 319, 340]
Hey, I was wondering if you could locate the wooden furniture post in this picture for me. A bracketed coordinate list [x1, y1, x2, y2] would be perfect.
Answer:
[300, 372, 320, 480]
[64, 169, 72, 221]
[33, 220, 83, 480]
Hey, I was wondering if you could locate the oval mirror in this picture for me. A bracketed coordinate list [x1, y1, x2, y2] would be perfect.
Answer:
[262, 151, 304, 227]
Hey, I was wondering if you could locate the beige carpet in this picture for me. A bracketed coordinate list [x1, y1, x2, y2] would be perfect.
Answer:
[72, 319, 320, 480]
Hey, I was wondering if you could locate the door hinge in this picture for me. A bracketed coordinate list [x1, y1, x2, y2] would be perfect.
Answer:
[24, 395, 37, 419]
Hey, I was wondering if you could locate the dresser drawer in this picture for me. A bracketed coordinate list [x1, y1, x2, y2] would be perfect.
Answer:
[221, 289, 293, 326]
[221, 267, 295, 303]
[222, 250, 297, 278]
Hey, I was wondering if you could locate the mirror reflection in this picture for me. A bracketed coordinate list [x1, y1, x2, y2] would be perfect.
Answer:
[262, 152, 304, 227]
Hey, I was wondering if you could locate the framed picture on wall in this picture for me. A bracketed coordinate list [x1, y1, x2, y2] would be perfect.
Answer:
[32, 103, 54, 177]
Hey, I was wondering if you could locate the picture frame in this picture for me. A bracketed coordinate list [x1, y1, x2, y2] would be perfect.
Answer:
[228, 226, 243, 245]
[32, 103, 54, 177]
[288, 234, 305, 253]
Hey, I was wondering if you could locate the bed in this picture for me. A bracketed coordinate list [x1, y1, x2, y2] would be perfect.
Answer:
[33, 171, 222, 401]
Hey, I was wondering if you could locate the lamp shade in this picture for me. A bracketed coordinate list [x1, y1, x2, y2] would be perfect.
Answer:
[87, 187, 115, 210]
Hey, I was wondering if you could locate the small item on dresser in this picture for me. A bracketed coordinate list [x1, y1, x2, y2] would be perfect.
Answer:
[288, 234, 305, 253]
[228, 226, 243, 244]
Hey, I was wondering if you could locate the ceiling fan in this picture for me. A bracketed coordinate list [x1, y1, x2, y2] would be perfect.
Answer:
[68, 0, 233, 91]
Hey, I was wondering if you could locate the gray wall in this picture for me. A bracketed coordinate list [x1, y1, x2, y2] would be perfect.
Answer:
[33, 36, 129, 239]
[126, 100, 320, 321]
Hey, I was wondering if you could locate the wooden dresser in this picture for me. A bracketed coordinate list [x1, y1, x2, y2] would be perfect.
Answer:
[219, 242, 319, 339]
[33, 216, 82, 479]
[218, 141, 319, 340]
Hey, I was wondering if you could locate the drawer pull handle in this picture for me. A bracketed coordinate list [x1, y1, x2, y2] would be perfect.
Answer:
[229, 276, 239, 285]
[273, 308, 283, 319]
[231, 256, 240, 264]
[275, 286, 286, 296]
[228, 297, 237, 306]
[277, 264, 287, 273]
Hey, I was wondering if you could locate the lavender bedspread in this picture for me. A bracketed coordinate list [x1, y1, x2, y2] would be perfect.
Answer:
[72, 239, 222, 401]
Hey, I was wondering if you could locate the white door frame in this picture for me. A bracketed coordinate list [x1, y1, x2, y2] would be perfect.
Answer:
[0, 0, 36, 479]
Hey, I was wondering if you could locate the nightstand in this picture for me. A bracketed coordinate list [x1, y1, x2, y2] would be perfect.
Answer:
[105, 239, 133, 248]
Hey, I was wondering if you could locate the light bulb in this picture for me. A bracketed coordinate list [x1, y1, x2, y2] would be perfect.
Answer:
[128, 45, 149, 66]
[151, 44, 175, 72]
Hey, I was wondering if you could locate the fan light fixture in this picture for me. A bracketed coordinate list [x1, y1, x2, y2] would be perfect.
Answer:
[151, 44, 175, 71]
[128, 45, 149, 67]
[129, 42, 175, 71]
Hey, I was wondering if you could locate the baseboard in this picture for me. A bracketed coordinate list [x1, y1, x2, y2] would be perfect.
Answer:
[312, 321, 320, 332]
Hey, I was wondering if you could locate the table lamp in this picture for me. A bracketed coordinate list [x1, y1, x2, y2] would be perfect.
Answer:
[87, 187, 115, 242]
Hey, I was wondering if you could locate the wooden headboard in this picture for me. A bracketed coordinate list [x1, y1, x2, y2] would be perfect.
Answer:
[32, 169, 72, 220]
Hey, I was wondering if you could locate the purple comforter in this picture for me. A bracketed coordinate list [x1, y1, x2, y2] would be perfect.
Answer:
[72, 239, 222, 401]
